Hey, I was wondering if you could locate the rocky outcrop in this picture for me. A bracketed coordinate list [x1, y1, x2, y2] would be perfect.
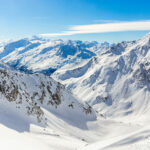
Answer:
[0, 62, 96, 124]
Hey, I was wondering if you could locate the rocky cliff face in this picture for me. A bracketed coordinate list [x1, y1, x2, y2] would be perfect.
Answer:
[0, 61, 96, 126]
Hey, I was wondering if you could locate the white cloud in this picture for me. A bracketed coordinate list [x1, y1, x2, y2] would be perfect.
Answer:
[40, 20, 150, 37]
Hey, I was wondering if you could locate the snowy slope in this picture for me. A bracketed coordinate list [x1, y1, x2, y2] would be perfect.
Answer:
[0, 37, 110, 75]
[79, 125, 150, 150]
[1, 61, 139, 150]
[0, 61, 103, 150]
[0, 60, 11, 70]
[52, 33, 150, 118]
[0, 61, 96, 129]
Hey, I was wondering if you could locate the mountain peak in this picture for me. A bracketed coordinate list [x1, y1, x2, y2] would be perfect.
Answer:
[139, 32, 150, 44]
[145, 32, 150, 37]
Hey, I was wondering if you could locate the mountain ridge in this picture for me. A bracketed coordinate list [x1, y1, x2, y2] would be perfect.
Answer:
[52, 33, 150, 118]
[0, 37, 110, 75]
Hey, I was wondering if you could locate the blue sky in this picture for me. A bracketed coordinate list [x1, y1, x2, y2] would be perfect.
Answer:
[0, 0, 150, 43]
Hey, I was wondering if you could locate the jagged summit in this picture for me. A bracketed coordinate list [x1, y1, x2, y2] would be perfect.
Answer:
[143, 32, 150, 38]
[136, 32, 150, 45]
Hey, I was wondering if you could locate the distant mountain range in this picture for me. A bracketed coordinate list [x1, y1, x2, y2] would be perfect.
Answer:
[0, 37, 110, 75]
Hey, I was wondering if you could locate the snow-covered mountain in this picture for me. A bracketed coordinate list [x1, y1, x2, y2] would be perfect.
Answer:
[2, 33, 150, 150]
[0, 61, 128, 150]
[0, 37, 110, 75]
[52, 33, 150, 118]
[0, 60, 96, 131]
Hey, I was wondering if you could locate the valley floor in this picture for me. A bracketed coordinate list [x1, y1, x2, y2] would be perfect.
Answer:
[2, 110, 150, 150]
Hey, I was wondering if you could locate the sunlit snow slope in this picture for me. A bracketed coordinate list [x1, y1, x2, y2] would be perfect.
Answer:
[53, 33, 150, 119]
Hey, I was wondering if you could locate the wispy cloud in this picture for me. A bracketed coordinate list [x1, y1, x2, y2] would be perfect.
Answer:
[40, 20, 150, 37]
